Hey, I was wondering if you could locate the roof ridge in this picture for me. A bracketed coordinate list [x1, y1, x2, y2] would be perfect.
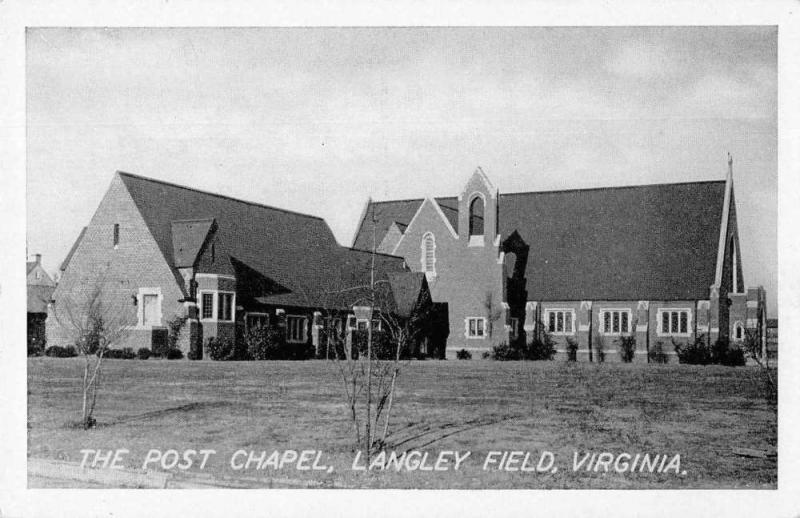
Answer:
[171, 217, 216, 224]
[500, 179, 726, 197]
[368, 179, 725, 204]
[116, 171, 326, 221]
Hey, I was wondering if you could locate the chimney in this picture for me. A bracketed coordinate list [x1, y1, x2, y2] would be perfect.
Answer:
[35, 253, 41, 265]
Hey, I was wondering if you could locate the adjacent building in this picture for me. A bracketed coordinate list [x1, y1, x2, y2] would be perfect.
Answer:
[27, 253, 56, 353]
[351, 159, 768, 360]
[47, 172, 441, 358]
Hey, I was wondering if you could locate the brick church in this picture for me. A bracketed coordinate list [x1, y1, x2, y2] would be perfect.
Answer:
[351, 158, 767, 360]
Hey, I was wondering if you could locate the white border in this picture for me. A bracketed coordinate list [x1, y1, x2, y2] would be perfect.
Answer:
[2, 3, 798, 518]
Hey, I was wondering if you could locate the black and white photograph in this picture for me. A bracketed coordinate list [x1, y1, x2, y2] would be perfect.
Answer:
[1, 1, 798, 517]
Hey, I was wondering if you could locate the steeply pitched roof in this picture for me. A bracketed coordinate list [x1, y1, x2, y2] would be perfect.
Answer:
[354, 181, 727, 301]
[353, 197, 458, 250]
[118, 172, 411, 308]
[27, 285, 55, 314]
[26, 262, 36, 275]
[171, 218, 216, 268]
[60, 227, 87, 271]
[387, 271, 427, 317]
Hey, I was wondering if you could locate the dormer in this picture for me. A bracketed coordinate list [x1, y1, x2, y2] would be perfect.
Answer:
[457, 167, 498, 247]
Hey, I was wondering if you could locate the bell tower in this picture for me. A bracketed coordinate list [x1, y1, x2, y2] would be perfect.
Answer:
[457, 167, 498, 246]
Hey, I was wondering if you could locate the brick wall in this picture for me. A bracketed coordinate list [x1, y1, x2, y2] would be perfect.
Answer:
[47, 174, 186, 352]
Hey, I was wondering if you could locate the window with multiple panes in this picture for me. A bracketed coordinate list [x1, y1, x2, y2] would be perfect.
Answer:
[287, 316, 307, 343]
[218, 293, 233, 321]
[466, 317, 485, 338]
[201, 293, 214, 319]
[600, 309, 631, 335]
[246, 313, 268, 331]
[346, 315, 357, 330]
[658, 309, 690, 336]
[546, 309, 574, 335]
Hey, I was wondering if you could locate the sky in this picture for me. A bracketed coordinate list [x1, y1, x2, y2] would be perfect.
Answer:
[26, 26, 777, 313]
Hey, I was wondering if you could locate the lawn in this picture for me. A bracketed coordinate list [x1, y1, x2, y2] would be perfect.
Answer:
[27, 358, 777, 489]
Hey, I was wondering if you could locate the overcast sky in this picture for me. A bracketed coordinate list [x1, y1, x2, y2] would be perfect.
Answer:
[26, 27, 777, 313]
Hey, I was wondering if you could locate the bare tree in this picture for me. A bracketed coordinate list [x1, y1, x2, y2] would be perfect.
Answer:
[51, 274, 133, 429]
[743, 328, 777, 407]
[307, 201, 423, 459]
[483, 291, 504, 339]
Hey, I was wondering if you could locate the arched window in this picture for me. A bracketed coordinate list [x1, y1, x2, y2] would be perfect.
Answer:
[421, 232, 436, 275]
[469, 196, 484, 236]
[733, 321, 744, 341]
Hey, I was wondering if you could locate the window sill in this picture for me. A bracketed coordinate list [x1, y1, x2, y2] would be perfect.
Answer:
[468, 235, 484, 247]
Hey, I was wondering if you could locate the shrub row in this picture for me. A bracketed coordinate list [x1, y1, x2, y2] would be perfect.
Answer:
[674, 335, 745, 366]
[44, 345, 78, 358]
[43, 345, 183, 360]
[487, 333, 556, 361]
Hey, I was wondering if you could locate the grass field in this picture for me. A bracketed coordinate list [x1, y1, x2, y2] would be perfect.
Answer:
[27, 357, 777, 489]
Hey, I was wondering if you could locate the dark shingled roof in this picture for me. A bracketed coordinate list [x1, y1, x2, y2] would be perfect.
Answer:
[353, 181, 727, 301]
[171, 218, 216, 268]
[28, 285, 54, 314]
[118, 172, 411, 308]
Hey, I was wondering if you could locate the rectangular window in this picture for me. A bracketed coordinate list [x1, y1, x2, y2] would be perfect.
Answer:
[600, 309, 632, 335]
[545, 309, 575, 334]
[466, 317, 485, 338]
[287, 316, 307, 343]
[201, 293, 214, 319]
[371, 319, 382, 331]
[218, 293, 233, 321]
[356, 320, 369, 331]
[658, 309, 691, 336]
[113, 223, 120, 247]
[246, 313, 268, 331]
[346, 315, 357, 330]
[142, 294, 160, 326]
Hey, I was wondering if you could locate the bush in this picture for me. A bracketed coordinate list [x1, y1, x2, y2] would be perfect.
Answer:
[648, 342, 669, 364]
[206, 336, 233, 361]
[166, 348, 184, 360]
[593, 336, 606, 363]
[522, 332, 556, 361]
[136, 348, 152, 360]
[488, 342, 519, 361]
[674, 335, 712, 365]
[187, 348, 202, 361]
[101, 347, 136, 360]
[565, 337, 579, 362]
[619, 335, 636, 363]
[721, 345, 746, 366]
[353, 330, 404, 361]
[456, 349, 472, 360]
[245, 325, 271, 360]
[45, 345, 78, 358]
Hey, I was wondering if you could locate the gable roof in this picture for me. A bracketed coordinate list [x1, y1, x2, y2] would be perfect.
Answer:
[171, 218, 216, 268]
[26, 262, 37, 275]
[60, 226, 87, 272]
[118, 172, 411, 308]
[28, 285, 55, 314]
[353, 197, 458, 249]
[353, 180, 727, 301]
